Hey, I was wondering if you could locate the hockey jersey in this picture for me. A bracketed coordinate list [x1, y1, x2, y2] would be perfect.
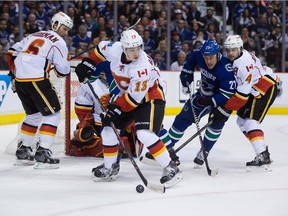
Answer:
[225, 50, 278, 111]
[183, 46, 236, 107]
[10, 30, 70, 82]
[88, 41, 165, 112]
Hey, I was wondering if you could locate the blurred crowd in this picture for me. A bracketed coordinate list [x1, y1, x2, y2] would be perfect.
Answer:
[0, 0, 287, 72]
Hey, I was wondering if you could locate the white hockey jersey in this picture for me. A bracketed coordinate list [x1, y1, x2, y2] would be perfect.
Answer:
[75, 78, 110, 125]
[88, 41, 165, 112]
[10, 30, 70, 81]
[225, 50, 278, 110]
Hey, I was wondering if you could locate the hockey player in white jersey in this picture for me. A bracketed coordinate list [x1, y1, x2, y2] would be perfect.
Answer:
[75, 29, 183, 187]
[6, 12, 73, 169]
[211, 35, 279, 170]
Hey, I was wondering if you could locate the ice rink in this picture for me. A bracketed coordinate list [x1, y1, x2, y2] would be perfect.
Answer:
[0, 115, 287, 216]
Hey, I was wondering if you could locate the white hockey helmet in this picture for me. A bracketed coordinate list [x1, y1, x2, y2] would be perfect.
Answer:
[51, 12, 73, 31]
[120, 29, 143, 52]
[224, 35, 243, 51]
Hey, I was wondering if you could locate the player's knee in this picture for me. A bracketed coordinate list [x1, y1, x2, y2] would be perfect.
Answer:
[25, 112, 42, 126]
[137, 129, 159, 146]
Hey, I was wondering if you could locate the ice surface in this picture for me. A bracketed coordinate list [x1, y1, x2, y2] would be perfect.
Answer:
[0, 115, 287, 216]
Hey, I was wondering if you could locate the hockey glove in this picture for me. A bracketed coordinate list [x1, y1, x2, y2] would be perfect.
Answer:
[209, 105, 232, 124]
[180, 68, 194, 87]
[100, 104, 122, 127]
[8, 70, 16, 93]
[75, 58, 96, 83]
[197, 96, 214, 107]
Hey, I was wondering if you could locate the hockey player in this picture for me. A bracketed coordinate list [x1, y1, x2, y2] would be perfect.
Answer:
[70, 61, 139, 158]
[144, 40, 236, 166]
[5, 12, 73, 169]
[211, 35, 279, 170]
[75, 29, 182, 187]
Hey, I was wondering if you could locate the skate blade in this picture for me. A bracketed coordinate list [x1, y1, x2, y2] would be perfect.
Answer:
[139, 155, 159, 167]
[33, 162, 59, 169]
[246, 164, 272, 172]
[14, 160, 35, 166]
[162, 173, 183, 188]
[193, 163, 203, 169]
[93, 174, 119, 182]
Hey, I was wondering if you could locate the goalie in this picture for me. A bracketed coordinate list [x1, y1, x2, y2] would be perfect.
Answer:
[70, 61, 142, 158]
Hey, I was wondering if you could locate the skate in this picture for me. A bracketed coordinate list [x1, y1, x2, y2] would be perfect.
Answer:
[14, 142, 35, 166]
[92, 163, 120, 182]
[160, 161, 183, 188]
[246, 147, 273, 172]
[193, 150, 208, 168]
[92, 153, 121, 182]
[140, 147, 180, 166]
[34, 146, 60, 169]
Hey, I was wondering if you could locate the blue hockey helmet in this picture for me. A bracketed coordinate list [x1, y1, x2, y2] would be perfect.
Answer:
[201, 40, 220, 56]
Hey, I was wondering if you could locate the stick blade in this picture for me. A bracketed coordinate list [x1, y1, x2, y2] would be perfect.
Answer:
[146, 182, 166, 193]
[208, 168, 219, 176]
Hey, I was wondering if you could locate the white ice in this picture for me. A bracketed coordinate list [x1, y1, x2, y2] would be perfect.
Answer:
[0, 115, 287, 216]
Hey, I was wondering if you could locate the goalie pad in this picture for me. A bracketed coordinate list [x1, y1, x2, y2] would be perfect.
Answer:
[70, 136, 103, 157]
[74, 125, 94, 142]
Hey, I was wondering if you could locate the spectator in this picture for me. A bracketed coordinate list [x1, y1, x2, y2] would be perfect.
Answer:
[35, 3, 50, 31]
[263, 24, 282, 70]
[186, 1, 202, 24]
[0, 18, 10, 51]
[238, 8, 256, 34]
[72, 24, 91, 50]
[232, 1, 253, 32]
[24, 13, 40, 36]
[201, 8, 220, 32]
[171, 19, 190, 42]
[251, 0, 267, 22]
[170, 51, 186, 71]
[155, 39, 167, 65]
[241, 27, 256, 53]
[153, 50, 167, 70]
[8, 25, 20, 46]
[204, 23, 218, 40]
[0, 44, 9, 70]
[252, 13, 271, 50]
[143, 29, 156, 56]
[82, 12, 96, 38]
[153, 17, 166, 43]
[171, 31, 182, 54]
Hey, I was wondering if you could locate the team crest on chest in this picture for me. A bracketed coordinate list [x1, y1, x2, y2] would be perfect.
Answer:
[118, 65, 125, 72]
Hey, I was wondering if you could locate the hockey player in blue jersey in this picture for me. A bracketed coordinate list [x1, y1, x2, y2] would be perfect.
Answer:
[144, 40, 237, 166]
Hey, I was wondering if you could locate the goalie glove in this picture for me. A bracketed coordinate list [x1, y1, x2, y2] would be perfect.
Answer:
[209, 105, 232, 124]
[75, 57, 96, 83]
[100, 104, 122, 127]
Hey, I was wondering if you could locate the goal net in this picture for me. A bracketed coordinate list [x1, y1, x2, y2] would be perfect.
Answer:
[5, 60, 81, 156]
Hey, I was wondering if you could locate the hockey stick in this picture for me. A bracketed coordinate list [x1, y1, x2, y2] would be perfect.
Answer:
[85, 79, 165, 193]
[139, 121, 212, 167]
[187, 84, 218, 176]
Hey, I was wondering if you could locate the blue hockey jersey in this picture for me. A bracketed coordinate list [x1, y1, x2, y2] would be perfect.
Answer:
[182, 46, 236, 107]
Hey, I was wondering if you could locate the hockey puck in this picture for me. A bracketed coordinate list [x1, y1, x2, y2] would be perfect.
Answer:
[136, 184, 144, 193]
